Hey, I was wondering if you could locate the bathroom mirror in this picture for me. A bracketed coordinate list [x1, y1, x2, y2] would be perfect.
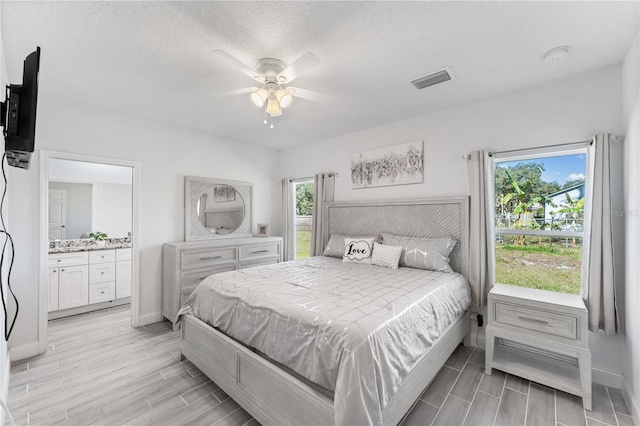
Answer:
[48, 159, 133, 241]
[185, 176, 252, 240]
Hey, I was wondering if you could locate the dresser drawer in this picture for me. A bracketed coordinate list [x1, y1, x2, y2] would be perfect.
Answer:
[90, 250, 116, 264]
[181, 289, 195, 307]
[494, 301, 578, 340]
[89, 281, 115, 304]
[181, 247, 237, 270]
[240, 256, 280, 269]
[90, 262, 116, 284]
[239, 243, 280, 261]
[48, 252, 89, 268]
[180, 264, 237, 291]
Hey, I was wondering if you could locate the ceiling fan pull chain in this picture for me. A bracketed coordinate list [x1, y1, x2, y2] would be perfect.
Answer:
[263, 107, 268, 125]
[270, 114, 274, 129]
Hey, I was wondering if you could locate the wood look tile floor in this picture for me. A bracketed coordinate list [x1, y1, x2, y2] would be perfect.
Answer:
[6, 305, 636, 426]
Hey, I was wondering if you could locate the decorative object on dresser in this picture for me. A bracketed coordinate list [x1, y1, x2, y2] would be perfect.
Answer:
[162, 236, 283, 325]
[485, 283, 592, 410]
[351, 141, 424, 188]
[48, 247, 131, 319]
[185, 176, 252, 241]
[256, 223, 269, 237]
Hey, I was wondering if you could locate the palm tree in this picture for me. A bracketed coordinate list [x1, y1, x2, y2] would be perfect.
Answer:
[557, 194, 585, 247]
[501, 171, 544, 245]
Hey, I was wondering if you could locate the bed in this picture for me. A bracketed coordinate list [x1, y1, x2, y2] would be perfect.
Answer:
[177, 197, 471, 426]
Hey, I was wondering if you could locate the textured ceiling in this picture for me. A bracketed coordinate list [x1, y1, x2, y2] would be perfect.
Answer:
[1, 1, 638, 150]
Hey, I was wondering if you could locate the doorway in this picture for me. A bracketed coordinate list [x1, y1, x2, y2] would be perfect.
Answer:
[38, 150, 141, 354]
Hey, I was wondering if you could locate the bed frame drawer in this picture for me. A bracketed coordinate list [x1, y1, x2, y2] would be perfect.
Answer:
[181, 247, 237, 270]
[180, 264, 237, 291]
[239, 243, 280, 262]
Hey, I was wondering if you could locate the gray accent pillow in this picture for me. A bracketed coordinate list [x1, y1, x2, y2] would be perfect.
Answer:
[323, 234, 381, 258]
[381, 233, 457, 273]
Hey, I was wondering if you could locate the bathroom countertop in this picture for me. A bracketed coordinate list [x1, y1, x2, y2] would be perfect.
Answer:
[48, 237, 132, 254]
[48, 243, 132, 254]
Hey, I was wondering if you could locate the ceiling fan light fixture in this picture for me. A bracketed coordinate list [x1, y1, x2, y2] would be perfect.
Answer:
[250, 88, 268, 107]
[266, 98, 282, 116]
[276, 89, 293, 108]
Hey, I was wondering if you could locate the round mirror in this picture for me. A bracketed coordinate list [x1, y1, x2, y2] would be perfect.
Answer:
[196, 184, 245, 235]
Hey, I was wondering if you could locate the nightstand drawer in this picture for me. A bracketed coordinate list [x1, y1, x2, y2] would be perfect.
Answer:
[494, 301, 578, 340]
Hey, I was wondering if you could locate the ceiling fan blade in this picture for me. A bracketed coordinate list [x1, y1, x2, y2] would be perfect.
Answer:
[211, 50, 264, 83]
[277, 52, 320, 83]
[212, 87, 258, 98]
[286, 87, 332, 103]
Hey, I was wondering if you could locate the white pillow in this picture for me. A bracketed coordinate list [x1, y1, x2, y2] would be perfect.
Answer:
[342, 237, 375, 264]
[371, 242, 403, 269]
[324, 234, 381, 258]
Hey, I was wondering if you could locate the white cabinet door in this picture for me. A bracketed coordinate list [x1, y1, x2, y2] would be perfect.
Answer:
[116, 260, 131, 299]
[48, 268, 59, 312]
[58, 265, 88, 310]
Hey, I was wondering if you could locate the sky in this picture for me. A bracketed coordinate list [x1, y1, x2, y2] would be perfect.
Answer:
[498, 153, 586, 185]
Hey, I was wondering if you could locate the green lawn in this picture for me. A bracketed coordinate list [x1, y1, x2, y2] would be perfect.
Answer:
[296, 229, 312, 259]
[495, 243, 582, 294]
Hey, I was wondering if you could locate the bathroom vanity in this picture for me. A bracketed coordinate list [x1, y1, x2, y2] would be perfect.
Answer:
[48, 239, 132, 319]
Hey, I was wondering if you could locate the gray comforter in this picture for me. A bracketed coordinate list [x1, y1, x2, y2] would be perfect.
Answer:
[177, 256, 471, 425]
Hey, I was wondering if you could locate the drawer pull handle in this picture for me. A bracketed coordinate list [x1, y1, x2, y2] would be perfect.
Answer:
[251, 250, 269, 254]
[517, 316, 549, 325]
[200, 256, 221, 261]
[57, 259, 61, 262]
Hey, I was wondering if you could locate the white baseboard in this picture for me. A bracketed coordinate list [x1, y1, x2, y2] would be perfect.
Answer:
[592, 366, 623, 389]
[138, 311, 164, 327]
[622, 376, 640, 425]
[1, 348, 10, 426]
[9, 341, 40, 362]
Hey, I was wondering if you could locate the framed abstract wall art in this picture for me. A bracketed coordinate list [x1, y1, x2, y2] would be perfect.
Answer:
[351, 141, 424, 188]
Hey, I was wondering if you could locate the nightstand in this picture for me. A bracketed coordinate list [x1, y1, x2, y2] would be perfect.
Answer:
[485, 284, 592, 410]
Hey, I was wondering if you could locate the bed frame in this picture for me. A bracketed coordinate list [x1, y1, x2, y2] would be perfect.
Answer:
[181, 197, 470, 425]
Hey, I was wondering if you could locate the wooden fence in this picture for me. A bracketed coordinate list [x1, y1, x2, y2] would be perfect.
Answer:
[295, 216, 312, 232]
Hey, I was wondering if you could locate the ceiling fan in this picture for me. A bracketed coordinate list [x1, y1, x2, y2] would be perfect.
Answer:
[211, 50, 330, 128]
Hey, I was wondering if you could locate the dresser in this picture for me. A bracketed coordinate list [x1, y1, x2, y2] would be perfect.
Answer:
[162, 236, 283, 325]
[485, 284, 591, 410]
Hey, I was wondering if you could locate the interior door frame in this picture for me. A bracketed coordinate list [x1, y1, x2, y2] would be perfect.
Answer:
[38, 150, 142, 354]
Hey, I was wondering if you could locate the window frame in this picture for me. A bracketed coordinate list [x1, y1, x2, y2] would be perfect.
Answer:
[490, 144, 589, 294]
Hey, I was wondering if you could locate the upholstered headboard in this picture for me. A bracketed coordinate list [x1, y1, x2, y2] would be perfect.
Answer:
[323, 197, 469, 276]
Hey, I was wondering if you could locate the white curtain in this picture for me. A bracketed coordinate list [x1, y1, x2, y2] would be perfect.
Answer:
[310, 173, 336, 257]
[582, 134, 618, 334]
[466, 150, 495, 307]
[281, 178, 295, 261]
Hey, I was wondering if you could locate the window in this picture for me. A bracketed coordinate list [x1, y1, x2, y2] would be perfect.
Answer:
[493, 149, 587, 295]
[293, 181, 314, 259]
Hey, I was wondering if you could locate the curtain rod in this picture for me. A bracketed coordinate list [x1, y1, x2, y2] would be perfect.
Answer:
[287, 173, 340, 183]
[488, 139, 593, 158]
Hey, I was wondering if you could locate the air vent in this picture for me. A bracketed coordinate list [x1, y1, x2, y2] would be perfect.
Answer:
[410, 67, 454, 90]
